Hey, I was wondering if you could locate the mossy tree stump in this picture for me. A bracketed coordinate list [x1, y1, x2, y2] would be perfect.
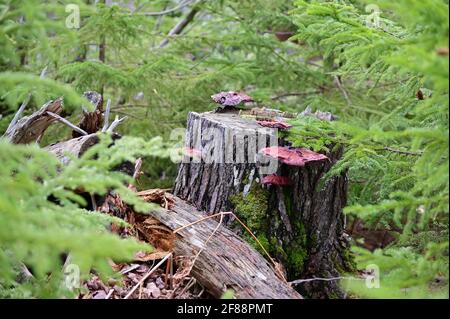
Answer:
[173, 110, 353, 298]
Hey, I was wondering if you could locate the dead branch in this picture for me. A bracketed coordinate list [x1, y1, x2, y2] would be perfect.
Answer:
[159, 1, 202, 48]
[4, 66, 48, 136]
[5, 94, 31, 134]
[73, 91, 104, 138]
[106, 115, 127, 133]
[46, 111, 88, 136]
[101, 99, 112, 132]
[140, 0, 193, 16]
[145, 196, 301, 299]
[3, 98, 64, 144]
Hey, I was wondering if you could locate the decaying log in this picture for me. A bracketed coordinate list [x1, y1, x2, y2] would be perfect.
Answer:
[3, 98, 63, 144]
[147, 195, 302, 299]
[46, 132, 134, 182]
[46, 133, 100, 165]
[173, 110, 353, 298]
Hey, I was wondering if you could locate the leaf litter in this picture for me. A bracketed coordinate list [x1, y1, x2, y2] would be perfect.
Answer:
[78, 189, 210, 299]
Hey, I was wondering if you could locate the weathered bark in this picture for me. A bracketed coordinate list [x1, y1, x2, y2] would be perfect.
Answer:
[72, 91, 104, 138]
[173, 110, 353, 298]
[46, 133, 99, 164]
[3, 98, 63, 144]
[147, 195, 302, 299]
[174, 111, 278, 214]
[46, 133, 134, 177]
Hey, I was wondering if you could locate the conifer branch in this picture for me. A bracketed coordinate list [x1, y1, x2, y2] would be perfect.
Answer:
[334, 75, 352, 105]
[382, 146, 423, 156]
[271, 91, 323, 100]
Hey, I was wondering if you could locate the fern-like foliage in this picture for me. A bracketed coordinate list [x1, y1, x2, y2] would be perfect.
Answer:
[287, 0, 448, 298]
[0, 135, 166, 298]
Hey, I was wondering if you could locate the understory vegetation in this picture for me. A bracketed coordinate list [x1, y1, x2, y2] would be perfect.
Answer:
[0, 0, 448, 298]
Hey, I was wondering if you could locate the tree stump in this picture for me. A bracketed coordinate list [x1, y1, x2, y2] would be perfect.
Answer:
[173, 110, 354, 298]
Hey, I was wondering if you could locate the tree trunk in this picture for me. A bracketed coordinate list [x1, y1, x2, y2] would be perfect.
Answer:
[173, 110, 353, 298]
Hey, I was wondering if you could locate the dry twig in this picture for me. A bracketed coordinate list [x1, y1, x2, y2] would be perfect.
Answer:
[46, 111, 88, 136]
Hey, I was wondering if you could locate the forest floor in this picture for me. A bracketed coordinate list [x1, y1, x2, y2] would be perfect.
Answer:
[78, 190, 210, 300]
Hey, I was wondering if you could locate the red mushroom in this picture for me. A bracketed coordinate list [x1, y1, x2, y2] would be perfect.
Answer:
[257, 120, 292, 130]
[183, 147, 202, 159]
[260, 146, 328, 167]
[261, 174, 292, 186]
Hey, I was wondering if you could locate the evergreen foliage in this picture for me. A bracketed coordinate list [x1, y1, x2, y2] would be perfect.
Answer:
[0, 0, 448, 298]
[287, 0, 449, 298]
[0, 135, 166, 297]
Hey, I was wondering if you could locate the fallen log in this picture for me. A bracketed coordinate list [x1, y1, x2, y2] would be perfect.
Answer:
[46, 133, 99, 165]
[173, 110, 354, 298]
[146, 195, 302, 299]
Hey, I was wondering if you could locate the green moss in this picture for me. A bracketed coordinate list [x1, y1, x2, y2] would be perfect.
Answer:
[231, 180, 309, 278]
[256, 234, 271, 252]
[333, 248, 357, 274]
[327, 291, 341, 299]
[342, 247, 357, 272]
[240, 232, 271, 255]
[285, 223, 308, 278]
[270, 236, 287, 259]
[230, 182, 269, 231]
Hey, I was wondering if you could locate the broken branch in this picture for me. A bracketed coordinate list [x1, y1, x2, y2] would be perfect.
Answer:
[46, 111, 88, 136]
[106, 115, 127, 133]
[159, 1, 202, 48]
[140, 0, 193, 16]
[101, 99, 111, 132]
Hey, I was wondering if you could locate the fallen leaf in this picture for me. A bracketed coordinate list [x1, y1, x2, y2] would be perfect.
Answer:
[155, 277, 165, 289]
